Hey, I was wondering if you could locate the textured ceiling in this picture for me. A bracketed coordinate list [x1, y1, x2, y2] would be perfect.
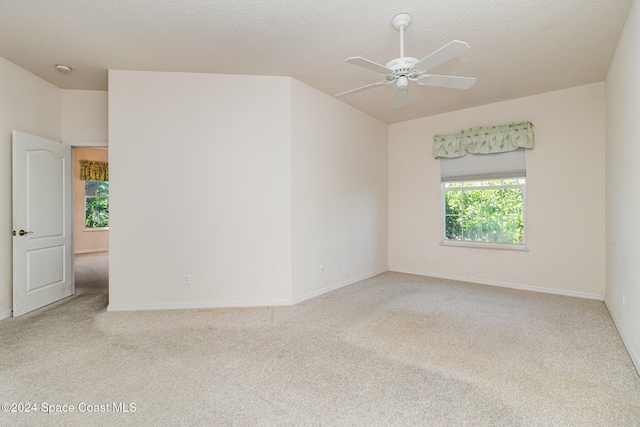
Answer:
[0, 0, 633, 124]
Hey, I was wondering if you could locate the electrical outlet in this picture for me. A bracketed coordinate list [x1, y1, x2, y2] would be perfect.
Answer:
[320, 264, 325, 274]
[337, 261, 341, 270]
[184, 274, 191, 285]
[622, 293, 625, 307]
[420, 253, 425, 260]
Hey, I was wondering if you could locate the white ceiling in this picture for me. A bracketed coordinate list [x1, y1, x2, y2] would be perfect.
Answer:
[0, 0, 633, 124]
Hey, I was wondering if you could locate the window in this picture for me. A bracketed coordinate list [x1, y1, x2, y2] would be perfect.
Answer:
[443, 179, 525, 247]
[85, 180, 109, 229]
[440, 149, 527, 249]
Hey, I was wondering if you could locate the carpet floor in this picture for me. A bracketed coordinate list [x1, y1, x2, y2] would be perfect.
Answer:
[1, 251, 639, 426]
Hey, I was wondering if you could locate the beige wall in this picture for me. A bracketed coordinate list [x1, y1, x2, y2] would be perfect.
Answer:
[62, 89, 110, 255]
[0, 58, 61, 318]
[291, 79, 388, 301]
[108, 70, 390, 310]
[605, 0, 640, 373]
[389, 83, 606, 298]
[108, 70, 294, 309]
[74, 148, 109, 253]
[62, 90, 108, 142]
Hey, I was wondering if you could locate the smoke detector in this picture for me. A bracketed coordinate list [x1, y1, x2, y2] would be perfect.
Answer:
[55, 64, 72, 73]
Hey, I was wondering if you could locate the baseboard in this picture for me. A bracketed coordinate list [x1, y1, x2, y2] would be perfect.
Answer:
[107, 298, 294, 312]
[75, 249, 109, 254]
[389, 267, 605, 301]
[604, 298, 640, 377]
[0, 309, 12, 320]
[291, 268, 389, 305]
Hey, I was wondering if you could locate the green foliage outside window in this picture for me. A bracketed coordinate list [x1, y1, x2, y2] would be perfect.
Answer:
[444, 179, 524, 244]
[85, 181, 109, 229]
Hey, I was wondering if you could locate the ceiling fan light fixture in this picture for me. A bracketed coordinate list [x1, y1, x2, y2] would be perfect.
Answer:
[396, 76, 409, 90]
[55, 64, 72, 73]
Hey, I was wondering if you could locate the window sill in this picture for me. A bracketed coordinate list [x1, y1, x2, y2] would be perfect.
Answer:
[440, 241, 528, 251]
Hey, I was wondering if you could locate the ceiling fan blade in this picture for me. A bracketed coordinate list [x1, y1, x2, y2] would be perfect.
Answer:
[345, 57, 393, 74]
[393, 87, 408, 109]
[335, 80, 393, 97]
[418, 74, 477, 89]
[414, 40, 470, 72]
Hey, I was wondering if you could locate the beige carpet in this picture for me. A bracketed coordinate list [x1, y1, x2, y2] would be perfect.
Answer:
[1, 252, 639, 426]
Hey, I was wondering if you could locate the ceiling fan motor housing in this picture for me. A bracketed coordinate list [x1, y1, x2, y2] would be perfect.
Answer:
[385, 57, 422, 84]
[385, 57, 419, 72]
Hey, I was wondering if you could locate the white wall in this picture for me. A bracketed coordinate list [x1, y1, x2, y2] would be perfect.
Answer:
[0, 57, 61, 319]
[62, 90, 108, 142]
[389, 83, 606, 298]
[61, 90, 110, 254]
[605, 0, 640, 373]
[291, 79, 388, 301]
[108, 70, 293, 309]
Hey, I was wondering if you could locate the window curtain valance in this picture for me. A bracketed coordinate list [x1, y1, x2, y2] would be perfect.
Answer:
[79, 160, 108, 181]
[433, 121, 534, 159]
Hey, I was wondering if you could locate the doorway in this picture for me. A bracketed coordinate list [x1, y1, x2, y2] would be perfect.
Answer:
[73, 146, 109, 307]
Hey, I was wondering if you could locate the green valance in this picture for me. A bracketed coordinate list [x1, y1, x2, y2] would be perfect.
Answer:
[433, 121, 534, 159]
[79, 160, 108, 181]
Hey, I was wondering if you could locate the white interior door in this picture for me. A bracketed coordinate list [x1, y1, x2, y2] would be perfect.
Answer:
[12, 131, 74, 317]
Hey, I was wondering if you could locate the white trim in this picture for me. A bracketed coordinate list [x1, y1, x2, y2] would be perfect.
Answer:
[604, 298, 640, 376]
[0, 309, 12, 320]
[389, 267, 605, 301]
[107, 269, 389, 312]
[107, 299, 294, 312]
[67, 141, 108, 147]
[291, 268, 388, 305]
[75, 248, 109, 254]
[440, 242, 528, 251]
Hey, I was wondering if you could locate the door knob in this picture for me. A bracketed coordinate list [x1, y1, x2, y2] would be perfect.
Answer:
[18, 230, 33, 236]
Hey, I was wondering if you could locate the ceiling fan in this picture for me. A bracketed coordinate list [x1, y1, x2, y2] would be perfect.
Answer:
[336, 13, 477, 108]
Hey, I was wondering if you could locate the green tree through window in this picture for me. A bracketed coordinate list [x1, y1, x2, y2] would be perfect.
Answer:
[85, 180, 109, 229]
[443, 179, 524, 245]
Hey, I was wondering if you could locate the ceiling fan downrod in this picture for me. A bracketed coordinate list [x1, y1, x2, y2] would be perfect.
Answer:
[392, 13, 412, 58]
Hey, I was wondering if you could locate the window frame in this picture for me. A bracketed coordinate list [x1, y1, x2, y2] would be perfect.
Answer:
[440, 178, 527, 250]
